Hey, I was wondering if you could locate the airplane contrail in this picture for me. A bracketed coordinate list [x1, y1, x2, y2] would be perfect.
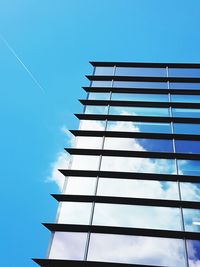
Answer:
[0, 34, 46, 94]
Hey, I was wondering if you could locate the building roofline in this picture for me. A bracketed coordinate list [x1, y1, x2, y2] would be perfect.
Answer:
[90, 61, 200, 68]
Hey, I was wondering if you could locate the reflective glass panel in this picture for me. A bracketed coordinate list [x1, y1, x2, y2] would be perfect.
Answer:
[85, 105, 108, 114]
[109, 106, 169, 117]
[187, 240, 200, 267]
[88, 92, 110, 100]
[75, 136, 103, 149]
[181, 182, 200, 202]
[100, 156, 176, 174]
[113, 81, 168, 89]
[111, 92, 168, 102]
[173, 123, 200, 135]
[79, 120, 106, 131]
[171, 94, 200, 103]
[104, 137, 173, 152]
[94, 67, 114, 75]
[170, 82, 200, 90]
[115, 67, 167, 77]
[172, 108, 200, 118]
[93, 203, 181, 231]
[177, 160, 200, 176]
[169, 68, 200, 78]
[97, 178, 179, 200]
[49, 232, 87, 260]
[63, 177, 97, 195]
[107, 120, 172, 133]
[58, 202, 92, 224]
[175, 140, 200, 154]
[183, 209, 200, 232]
[71, 155, 100, 170]
[91, 80, 112, 87]
[88, 233, 186, 266]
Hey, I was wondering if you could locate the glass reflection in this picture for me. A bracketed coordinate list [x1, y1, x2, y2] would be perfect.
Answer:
[113, 81, 168, 89]
[87, 233, 186, 266]
[92, 203, 181, 231]
[85, 105, 108, 115]
[169, 68, 200, 78]
[109, 106, 169, 117]
[107, 120, 172, 133]
[79, 120, 106, 131]
[111, 92, 168, 102]
[173, 123, 200, 135]
[91, 80, 112, 87]
[49, 232, 87, 260]
[88, 92, 110, 100]
[171, 94, 200, 103]
[100, 156, 176, 175]
[177, 160, 200, 176]
[76, 136, 103, 149]
[115, 67, 167, 77]
[71, 155, 100, 170]
[97, 178, 179, 200]
[104, 137, 173, 152]
[170, 82, 200, 90]
[63, 177, 97, 195]
[175, 140, 200, 154]
[172, 108, 200, 118]
[187, 240, 200, 267]
[94, 67, 114, 76]
[183, 209, 200, 232]
[58, 202, 92, 225]
[181, 182, 200, 202]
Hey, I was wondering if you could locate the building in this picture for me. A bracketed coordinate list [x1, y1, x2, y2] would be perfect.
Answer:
[34, 62, 200, 267]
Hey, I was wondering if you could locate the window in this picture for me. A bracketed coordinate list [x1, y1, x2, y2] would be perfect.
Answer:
[79, 120, 106, 131]
[177, 160, 200, 176]
[94, 67, 114, 76]
[170, 82, 200, 90]
[100, 156, 176, 175]
[71, 155, 100, 170]
[172, 108, 200, 118]
[169, 68, 200, 78]
[49, 232, 87, 260]
[91, 81, 112, 87]
[183, 209, 200, 232]
[113, 81, 168, 89]
[171, 94, 200, 103]
[75, 136, 103, 149]
[63, 177, 97, 195]
[87, 233, 186, 266]
[180, 182, 200, 202]
[173, 123, 200, 135]
[111, 92, 168, 102]
[85, 105, 108, 115]
[175, 140, 200, 154]
[88, 92, 110, 100]
[115, 67, 167, 77]
[109, 106, 169, 117]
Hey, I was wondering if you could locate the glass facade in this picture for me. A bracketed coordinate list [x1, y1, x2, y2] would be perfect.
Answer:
[35, 62, 200, 267]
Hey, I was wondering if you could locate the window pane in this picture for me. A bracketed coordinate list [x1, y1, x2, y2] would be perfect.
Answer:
[113, 81, 168, 89]
[88, 233, 186, 266]
[111, 92, 168, 102]
[175, 140, 200, 154]
[109, 106, 169, 117]
[49, 232, 87, 260]
[115, 67, 167, 77]
[169, 68, 200, 78]
[171, 94, 200, 103]
[177, 160, 200, 176]
[94, 67, 114, 76]
[181, 182, 200, 202]
[172, 108, 200, 118]
[71, 155, 100, 170]
[97, 178, 179, 200]
[63, 177, 97, 195]
[170, 82, 200, 90]
[173, 123, 200, 135]
[187, 240, 200, 267]
[76, 136, 103, 149]
[100, 156, 176, 175]
[85, 105, 108, 114]
[79, 120, 106, 131]
[88, 92, 110, 100]
[183, 209, 200, 232]
[107, 121, 172, 133]
[104, 137, 173, 152]
[91, 80, 112, 87]
[58, 202, 92, 224]
[93, 203, 181, 231]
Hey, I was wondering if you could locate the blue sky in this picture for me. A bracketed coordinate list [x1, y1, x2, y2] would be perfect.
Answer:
[1, 0, 200, 266]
